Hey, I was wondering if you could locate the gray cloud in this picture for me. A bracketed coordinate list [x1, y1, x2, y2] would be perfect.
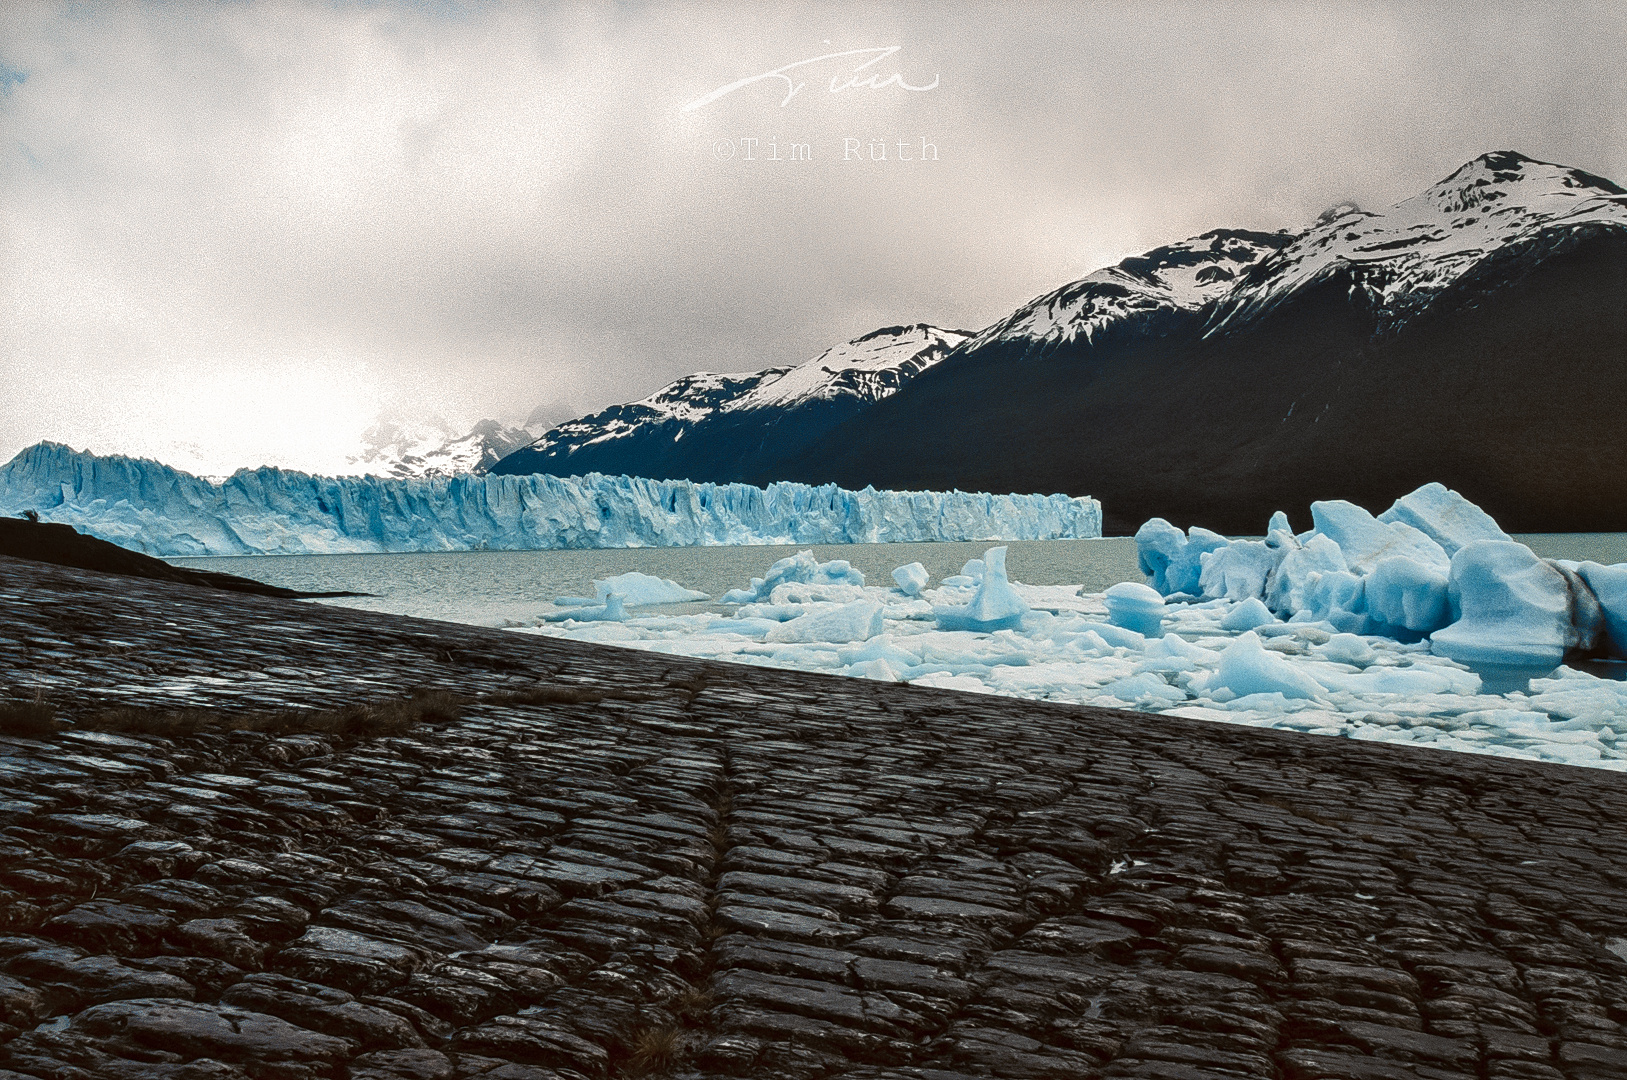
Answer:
[2, 0, 1623, 474]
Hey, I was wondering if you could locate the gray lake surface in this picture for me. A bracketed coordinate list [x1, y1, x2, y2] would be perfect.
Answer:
[169, 534, 1627, 631]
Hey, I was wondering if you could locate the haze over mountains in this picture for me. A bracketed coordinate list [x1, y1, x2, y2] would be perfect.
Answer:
[492, 325, 972, 485]
[489, 152, 1627, 535]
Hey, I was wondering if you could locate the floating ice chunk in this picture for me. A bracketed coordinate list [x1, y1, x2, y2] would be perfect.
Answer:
[1105, 672, 1186, 704]
[1575, 562, 1627, 658]
[1267, 533, 1349, 614]
[959, 559, 986, 582]
[1135, 518, 1186, 593]
[1136, 519, 1229, 596]
[770, 582, 867, 605]
[1300, 570, 1369, 635]
[1087, 622, 1146, 649]
[847, 658, 900, 681]
[1206, 632, 1327, 701]
[1316, 665, 1473, 697]
[766, 601, 884, 644]
[1103, 582, 1165, 637]
[723, 550, 866, 604]
[1320, 633, 1376, 666]
[1379, 482, 1512, 557]
[544, 592, 629, 622]
[934, 547, 1029, 632]
[838, 637, 923, 671]
[1268, 510, 1293, 536]
[1220, 597, 1277, 632]
[1363, 556, 1450, 636]
[1311, 499, 1450, 575]
[1431, 541, 1573, 669]
[1199, 540, 1281, 602]
[1142, 632, 1222, 674]
[891, 562, 930, 597]
[590, 572, 708, 606]
[733, 603, 805, 622]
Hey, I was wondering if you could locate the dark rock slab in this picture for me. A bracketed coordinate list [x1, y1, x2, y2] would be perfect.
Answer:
[2, 554, 1627, 1078]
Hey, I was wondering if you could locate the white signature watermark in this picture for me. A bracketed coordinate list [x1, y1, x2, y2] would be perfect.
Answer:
[681, 46, 938, 113]
[714, 136, 939, 162]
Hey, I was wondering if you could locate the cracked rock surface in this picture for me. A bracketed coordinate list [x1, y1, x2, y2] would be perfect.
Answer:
[3, 554, 1627, 1079]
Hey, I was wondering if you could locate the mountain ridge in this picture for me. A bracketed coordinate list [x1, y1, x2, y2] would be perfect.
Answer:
[493, 151, 1627, 534]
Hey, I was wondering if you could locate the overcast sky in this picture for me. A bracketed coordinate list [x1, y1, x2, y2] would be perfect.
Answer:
[2, 1, 1624, 476]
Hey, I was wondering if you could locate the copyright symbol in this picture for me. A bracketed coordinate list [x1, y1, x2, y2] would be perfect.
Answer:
[714, 139, 737, 160]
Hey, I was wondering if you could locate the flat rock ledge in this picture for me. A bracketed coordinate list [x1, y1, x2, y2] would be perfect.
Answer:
[2, 553, 1627, 1080]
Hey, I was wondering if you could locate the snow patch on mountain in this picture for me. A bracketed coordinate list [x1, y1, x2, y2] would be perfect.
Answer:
[732, 324, 972, 410]
[510, 324, 969, 465]
[1210, 151, 1627, 332]
[348, 418, 534, 479]
[963, 230, 1295, 354]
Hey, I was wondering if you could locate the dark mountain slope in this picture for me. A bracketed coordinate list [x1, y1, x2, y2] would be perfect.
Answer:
[780, 223, 1627, 534]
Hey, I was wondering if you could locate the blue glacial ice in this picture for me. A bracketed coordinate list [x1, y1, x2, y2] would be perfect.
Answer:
[933, 546, 1029, 631]
[891, 562, 930, 597]
[721, 550, 868, 604]
[1135, 482, 1627, 665]
[0, 442, 1103, 556]
[510, 482, 1627, 773]
[558, 572, 708, 607]
[1103, 582, 1166, 637]
[544, 592, 630, 623]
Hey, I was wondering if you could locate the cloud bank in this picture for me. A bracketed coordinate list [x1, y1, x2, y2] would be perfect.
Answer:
[2, 1, 1622, 474]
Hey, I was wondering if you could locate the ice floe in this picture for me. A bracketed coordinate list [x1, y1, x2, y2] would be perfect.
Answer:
[524, 489, 1627, 772]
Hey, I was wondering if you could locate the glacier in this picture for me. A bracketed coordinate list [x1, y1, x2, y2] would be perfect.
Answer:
[0, 442, 1103, 556]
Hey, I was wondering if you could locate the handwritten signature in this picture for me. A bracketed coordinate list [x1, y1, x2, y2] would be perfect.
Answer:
[681, 46, 938, 113]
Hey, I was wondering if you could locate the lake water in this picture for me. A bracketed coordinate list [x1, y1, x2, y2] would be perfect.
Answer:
[171, 538, 1146, 627]
[171, 533, 1627, 632]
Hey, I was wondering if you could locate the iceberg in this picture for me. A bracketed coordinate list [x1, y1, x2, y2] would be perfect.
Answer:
[544, 593, 630, 623]
[1134, 481, 1627, 667]
[1206, 632, 1327, 702]
[1377, 481, 1512, 557]
[1430, 541, 1575, 669]
[891, 562, 929, 597]
[1135, 518, 1227, 596]
[1576, 562, 1627, 658]
[0, 442, 1103, 557]
[934, 546, 1029, 632]
[1219, 596, 1277, 632]
[721, 550, 867, 605]
[766, 601, 885, 644]
[1103, 582, 1166, 637]
[585, 572, 707, 606]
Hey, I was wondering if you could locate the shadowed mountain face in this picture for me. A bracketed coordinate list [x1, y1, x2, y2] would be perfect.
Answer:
[791, 222, 1627, 535]
[492, 324, 971, 482]
[494, 153, 1627, 533]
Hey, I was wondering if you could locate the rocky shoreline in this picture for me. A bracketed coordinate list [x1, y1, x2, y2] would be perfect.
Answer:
[3, 553, 1627, 1079]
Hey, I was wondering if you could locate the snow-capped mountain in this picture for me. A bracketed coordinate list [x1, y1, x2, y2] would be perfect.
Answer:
[493, 324, 970, 482]
[776, 152, 1627, 534]
[348, 418, 534, 479]
[961, 229, 1294, 357]
[1209, 151, 1627, 333]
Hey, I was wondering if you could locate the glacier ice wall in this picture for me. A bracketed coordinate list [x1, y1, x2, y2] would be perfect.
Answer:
[0, 443, 1103, 556]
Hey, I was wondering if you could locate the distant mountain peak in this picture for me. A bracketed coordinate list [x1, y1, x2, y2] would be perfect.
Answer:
[348, 418, 534, 479]
[491, 323, 971, 480]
